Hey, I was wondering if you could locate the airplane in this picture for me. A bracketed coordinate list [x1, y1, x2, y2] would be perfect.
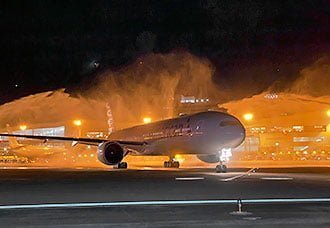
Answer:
[0, 111, 245, 172]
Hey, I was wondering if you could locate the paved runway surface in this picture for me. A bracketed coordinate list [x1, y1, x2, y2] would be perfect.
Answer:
[0, 167, 329, 227]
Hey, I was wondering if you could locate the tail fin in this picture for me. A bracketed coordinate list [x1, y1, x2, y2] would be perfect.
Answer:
[6, 124, 22, 149]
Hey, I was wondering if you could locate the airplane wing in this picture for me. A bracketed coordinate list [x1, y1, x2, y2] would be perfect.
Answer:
[0, 133, 147, 146]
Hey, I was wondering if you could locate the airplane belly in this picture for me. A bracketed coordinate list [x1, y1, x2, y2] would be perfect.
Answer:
[142, 135, 208, 156]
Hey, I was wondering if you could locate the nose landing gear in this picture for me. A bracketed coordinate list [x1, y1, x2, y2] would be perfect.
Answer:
[215, 148, 232, 173]
[216, 163, 227, 173]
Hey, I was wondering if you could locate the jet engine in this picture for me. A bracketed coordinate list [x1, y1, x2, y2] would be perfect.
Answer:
[97, 142, 125, 165]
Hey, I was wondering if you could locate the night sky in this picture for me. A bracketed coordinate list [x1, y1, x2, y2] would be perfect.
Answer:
[0, 0, 329, 104]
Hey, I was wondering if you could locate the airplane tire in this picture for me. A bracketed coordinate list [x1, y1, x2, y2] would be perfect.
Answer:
[216, 164, 227, 173]
[164, 161, 179, 168]
[173, 161, 180, 168]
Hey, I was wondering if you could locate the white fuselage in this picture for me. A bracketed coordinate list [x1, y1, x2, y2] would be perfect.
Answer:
[108, 111, 246, 156]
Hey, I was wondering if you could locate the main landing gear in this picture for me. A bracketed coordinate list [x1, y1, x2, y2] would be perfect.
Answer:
[114, 162, 128, 169]
[163, 157, 180, 168]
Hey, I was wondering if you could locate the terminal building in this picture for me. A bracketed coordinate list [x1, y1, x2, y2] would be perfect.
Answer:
[222, 93, 330, 161]
[0, 120, 108, 149]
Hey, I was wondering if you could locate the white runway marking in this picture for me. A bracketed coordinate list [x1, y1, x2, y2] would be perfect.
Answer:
[0, 198, 329, 210]
[218, 168, 256, 182]
[175, 177, 205, 181]
[243, 217, 262, 220]
[0, 178, 31, 181]
[261, 177, 293, 181]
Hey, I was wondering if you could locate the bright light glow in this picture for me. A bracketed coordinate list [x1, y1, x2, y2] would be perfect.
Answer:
[219, 148, 232, 162]
[174, 154, 185, 163]
[143, 117, 152, 124]
[243, 113, 253, 121]
[174, 154, 182, 159]
[73, 119, 82, 126]
[19, 125, 27, 131]
[327, 110, 330, 117]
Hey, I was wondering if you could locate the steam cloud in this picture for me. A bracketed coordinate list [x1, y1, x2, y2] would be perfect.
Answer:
[0, 90, 106, 130]
[0, 52, 329, 132]
[288, 56, 330, 96]
[85, 52, 224, 128]
[0, 52, 223, 131]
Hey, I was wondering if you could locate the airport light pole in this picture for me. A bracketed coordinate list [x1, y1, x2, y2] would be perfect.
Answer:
[143, 117, 152, 124]
[326, 110, 330, 132]
[73, 119, 82, 137]
[19, 125, 27, 131]
[242, 113, 254, 153]
[243, 113, 254, 122]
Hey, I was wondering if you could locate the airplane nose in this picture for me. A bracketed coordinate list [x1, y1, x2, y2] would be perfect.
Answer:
[224, 125, 245, 148]
[239, 127, 246, 145]
[218, 117, 246, 148]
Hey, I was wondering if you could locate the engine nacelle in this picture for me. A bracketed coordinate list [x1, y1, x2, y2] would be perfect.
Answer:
[197, 154, 220, 163]
[97, 142, 125, 165]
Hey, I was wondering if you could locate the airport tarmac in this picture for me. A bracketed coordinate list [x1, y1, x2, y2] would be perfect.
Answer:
[0, 167, 329, 227]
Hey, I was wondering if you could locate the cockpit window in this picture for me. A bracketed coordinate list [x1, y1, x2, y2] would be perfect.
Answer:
[219, 120, 240, 127]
